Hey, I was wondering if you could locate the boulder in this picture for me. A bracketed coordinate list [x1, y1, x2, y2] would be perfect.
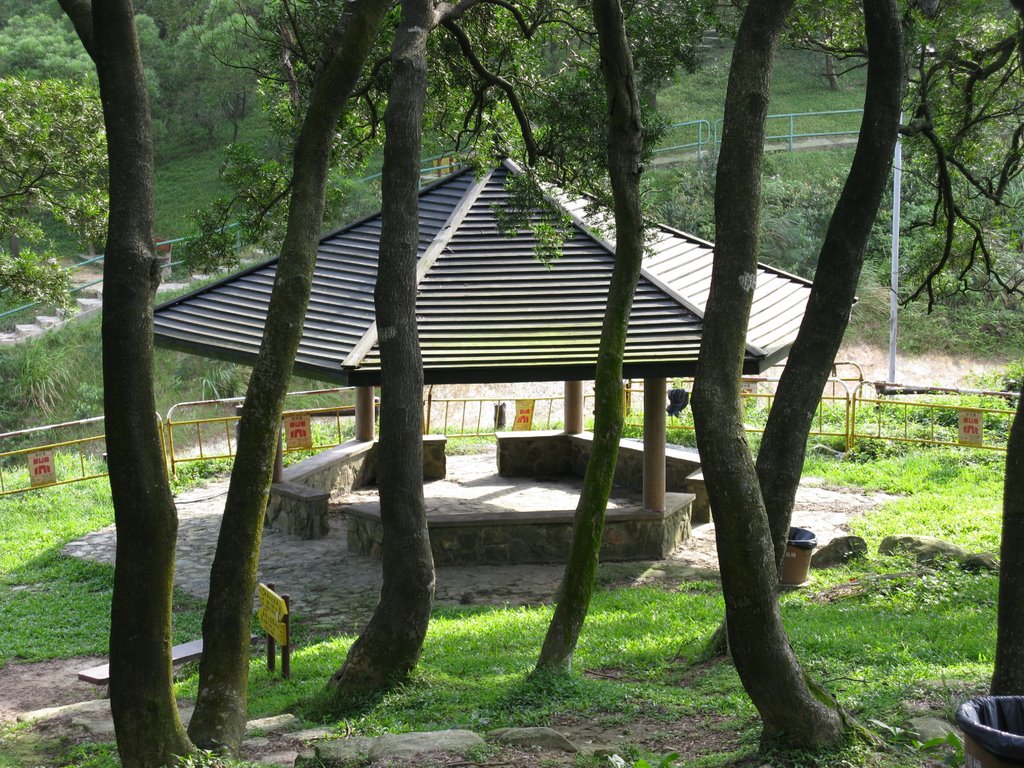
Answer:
[246, 713, 301, 735]
[961, 551, 1000, 572]
[486, 726, 579, 753]
[367, 729, 485, 761]
[878, 535, 969, 563]
[811, 536, 868, 568]
[297, 736, 375, 768]
[905, 716, 958, 743]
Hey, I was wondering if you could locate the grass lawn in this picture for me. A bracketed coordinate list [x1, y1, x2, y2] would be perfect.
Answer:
[0, 443, 1004, 767]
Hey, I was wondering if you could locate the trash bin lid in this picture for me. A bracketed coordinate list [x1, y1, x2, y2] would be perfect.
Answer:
[956, 696, 1024, 761]
[787, 526, 817, 550]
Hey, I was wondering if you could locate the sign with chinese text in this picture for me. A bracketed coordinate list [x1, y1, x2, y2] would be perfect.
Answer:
[257, 583, 289, 646]
[958, 409, 983, 445]
[512, 400, 535, 431]
[27, 449, 56, 487]
[284, 413, 313, 450]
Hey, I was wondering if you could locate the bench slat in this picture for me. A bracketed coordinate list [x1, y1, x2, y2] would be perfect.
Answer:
[78, 639, 205, 685]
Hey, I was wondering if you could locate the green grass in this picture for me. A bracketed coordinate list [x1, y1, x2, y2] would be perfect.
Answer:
[805, 448, 1005, 552]
[0, 442, 1003, 767]
[0, 478, 204, 665]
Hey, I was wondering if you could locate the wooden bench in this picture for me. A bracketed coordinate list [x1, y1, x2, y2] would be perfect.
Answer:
[78, 639, 204, 685]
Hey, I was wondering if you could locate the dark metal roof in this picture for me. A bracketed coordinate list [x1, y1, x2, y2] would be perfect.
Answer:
[154, 160, 787, 385]
[560, 197, 813, 366]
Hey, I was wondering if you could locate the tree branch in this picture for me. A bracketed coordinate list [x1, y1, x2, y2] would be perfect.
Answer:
[57, 0, 96, 59]
[441, 18, 539, 164]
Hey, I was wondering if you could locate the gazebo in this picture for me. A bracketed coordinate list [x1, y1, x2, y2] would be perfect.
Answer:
[154, 160, 811, 556]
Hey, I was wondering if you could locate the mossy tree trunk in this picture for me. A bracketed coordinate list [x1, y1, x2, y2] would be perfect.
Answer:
[993, 392, 1024, 693]
[535, 0, 644, 672]
[690, 0, 848, 748]
[59, 0, 193, 764]
[186, 1, 390, 753]
[328, 0, 436, 693]
[755, 0, 903, 572]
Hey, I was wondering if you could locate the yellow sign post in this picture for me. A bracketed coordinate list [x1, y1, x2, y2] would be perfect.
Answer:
[512, 399, 535, 431]
[284, 413, 313, 450]
[958, 409, 984, 446]
[27, 449, 56, 487]
[257, 582, 291, 677]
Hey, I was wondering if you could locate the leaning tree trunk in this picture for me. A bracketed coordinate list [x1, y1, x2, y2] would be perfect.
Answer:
[60, 0, 193, 764]
[992, 392, 1024, 693]
[535, 0, 644, 672]
[186, 1, 390, 753]
[690, 0, 847, 749]
[756, 0, 903, 571]
[328, 0, 435, 693]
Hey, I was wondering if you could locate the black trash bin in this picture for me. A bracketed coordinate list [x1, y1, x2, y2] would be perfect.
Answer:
[956, 696, 1024, 767]
[780, 527, 817, 586]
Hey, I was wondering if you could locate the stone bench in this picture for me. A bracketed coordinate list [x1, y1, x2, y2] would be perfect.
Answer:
[685, 469, 710, 525]
[346, 492, 695, 565]
[266, 481, 330, 539]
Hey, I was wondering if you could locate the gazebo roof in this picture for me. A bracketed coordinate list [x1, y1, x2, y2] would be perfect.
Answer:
[153, 161, 811, 386]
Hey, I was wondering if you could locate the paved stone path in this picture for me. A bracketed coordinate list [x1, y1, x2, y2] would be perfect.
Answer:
[63, 448, 891, 634]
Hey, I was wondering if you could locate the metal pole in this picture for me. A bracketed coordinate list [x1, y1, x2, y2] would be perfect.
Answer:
[888, 114, 903, 384]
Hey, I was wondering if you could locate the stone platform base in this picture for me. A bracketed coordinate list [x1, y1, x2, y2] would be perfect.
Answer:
[346, 491, 694, 565]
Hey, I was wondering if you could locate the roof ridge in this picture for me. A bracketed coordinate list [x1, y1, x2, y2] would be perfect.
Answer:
[341, 168, 495, 371]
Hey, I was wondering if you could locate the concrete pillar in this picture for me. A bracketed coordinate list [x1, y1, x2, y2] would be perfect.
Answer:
[564, 380, 584, 434]
[643, 377, 666, 513]
[355, 386, 375, 442]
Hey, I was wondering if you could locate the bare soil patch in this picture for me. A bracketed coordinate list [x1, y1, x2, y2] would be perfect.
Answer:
[0, 657, 105, 723]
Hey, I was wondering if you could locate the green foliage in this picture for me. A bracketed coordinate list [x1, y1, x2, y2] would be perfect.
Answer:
[0, 77, 107, 305]
[0, 13, 95, 81]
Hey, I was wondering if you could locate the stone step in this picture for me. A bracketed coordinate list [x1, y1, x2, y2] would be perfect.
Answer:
[14, 323, 44, 339]
[35, 315, 65, 329]
[76, 297, 103, 317]
[79, 284, 103, 299]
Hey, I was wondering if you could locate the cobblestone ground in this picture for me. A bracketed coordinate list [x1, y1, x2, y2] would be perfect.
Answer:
[62, 448, 891, 634]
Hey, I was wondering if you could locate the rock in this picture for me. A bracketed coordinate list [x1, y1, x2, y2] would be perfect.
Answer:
[291, 726, 336, 741]
[299, 736, 375, 768]
[17, 699, 110, 724]
[243, 737, 270, 749]
[246, 713, 302, 735]
[252, 748, 299, 766]
[486, 726, 579, 753]
[961, 552, 1000, 572]
[811, 536, 868, 568]
[878, 535, 969, 563]
[367, 729, 485, 761]
[905, 716, 958, 743]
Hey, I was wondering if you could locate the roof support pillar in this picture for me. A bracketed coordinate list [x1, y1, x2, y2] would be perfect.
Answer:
[564, 380, 584, 434]
[355, 386, 375, 442]
[643, 377, 666, 513]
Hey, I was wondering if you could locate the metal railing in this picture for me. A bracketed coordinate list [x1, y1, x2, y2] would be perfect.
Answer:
[0, 416, 111, 496]
[3, 376, 1018, 497]
[164, 387, 361, 474]
[653, 109, 864, 163]
[850, 381, 1016, 452]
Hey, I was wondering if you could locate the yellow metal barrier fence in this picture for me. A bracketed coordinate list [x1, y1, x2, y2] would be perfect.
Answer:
[850, 381, 1015, 452]
[164, 387, 361, 474]
[0, 415, 166, 497]
[422, 393, 598, 437]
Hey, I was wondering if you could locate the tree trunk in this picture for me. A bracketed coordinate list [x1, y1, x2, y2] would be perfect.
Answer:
[60, 0, 194, 764]
[690, 0, 847, 749]
[825, 53, 839, 90]
[757, 0, 903, 571]
[993, 392, 1024, 693]
[535, 0, 644, 672]
[328, 0, 435, 693]
[186, 1, 390, 753]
